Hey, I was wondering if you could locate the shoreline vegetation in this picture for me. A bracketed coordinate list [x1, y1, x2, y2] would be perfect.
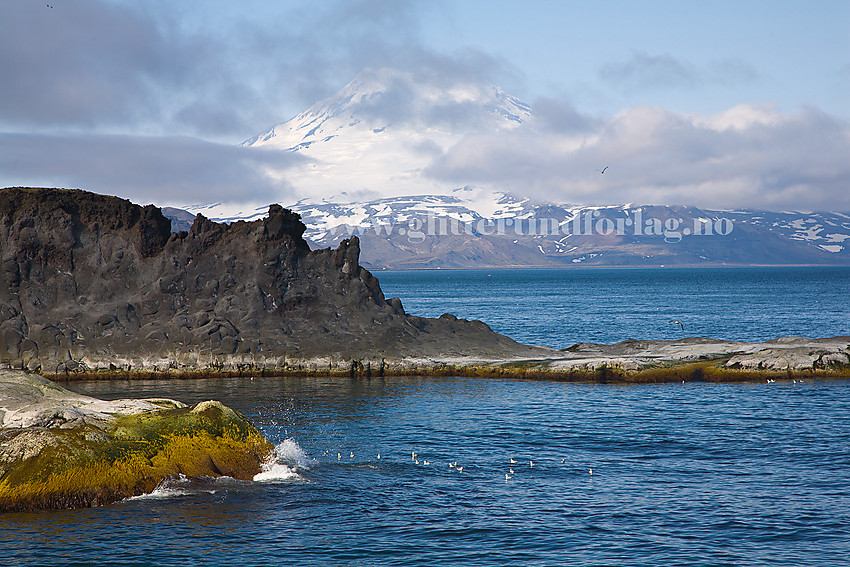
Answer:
[37, 361, 850, 384]
[31, 337, 850, 384]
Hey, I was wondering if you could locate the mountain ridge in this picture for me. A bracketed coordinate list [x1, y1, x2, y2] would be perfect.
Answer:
[173, 193, 850, 269]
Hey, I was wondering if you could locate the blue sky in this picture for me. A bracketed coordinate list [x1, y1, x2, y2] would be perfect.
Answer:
[0, 0, 848, 209]
[424, 0, 848, 119]
[150, 0, 850, 125]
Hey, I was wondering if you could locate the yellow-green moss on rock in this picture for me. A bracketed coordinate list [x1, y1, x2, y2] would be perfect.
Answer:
[0, 372, 274, 513]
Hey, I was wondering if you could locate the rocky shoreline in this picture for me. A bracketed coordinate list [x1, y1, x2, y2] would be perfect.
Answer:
[545, 335, 850, 376]
[0, 188, 548, 373]
[2, 188, 847, 382]
[14, 335, 845, 383]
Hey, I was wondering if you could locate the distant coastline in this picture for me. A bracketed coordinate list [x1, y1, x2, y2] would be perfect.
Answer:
[366, 263, 850, 271]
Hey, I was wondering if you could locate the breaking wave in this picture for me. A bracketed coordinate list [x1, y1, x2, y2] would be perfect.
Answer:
[128, 438, 311, 501]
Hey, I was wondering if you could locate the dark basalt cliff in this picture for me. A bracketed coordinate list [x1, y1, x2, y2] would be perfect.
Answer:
[0, 188, 547, 374]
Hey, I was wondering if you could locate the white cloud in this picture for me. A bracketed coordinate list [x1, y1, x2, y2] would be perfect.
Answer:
[599, 51, 759, 95]
[425, 104, 850, 210]
[600, 51, 697, 91]
[0, 133, 304, 206]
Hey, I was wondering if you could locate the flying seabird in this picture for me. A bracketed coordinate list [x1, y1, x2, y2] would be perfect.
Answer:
[670, 319, 684, 331]
[597, 166, 608, 174]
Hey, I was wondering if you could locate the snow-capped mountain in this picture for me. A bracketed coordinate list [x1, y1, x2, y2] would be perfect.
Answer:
[239, 67, 532, 200]
[245, 68, 531, 149]
[170, 68, 850, 268]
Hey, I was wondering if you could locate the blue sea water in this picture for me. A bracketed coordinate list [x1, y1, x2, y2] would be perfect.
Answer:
[377, 266, 850, 348]
[2, 267, 850, 566]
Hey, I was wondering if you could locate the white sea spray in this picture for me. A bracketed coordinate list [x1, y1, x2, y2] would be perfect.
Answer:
[253, 438, 311, 483]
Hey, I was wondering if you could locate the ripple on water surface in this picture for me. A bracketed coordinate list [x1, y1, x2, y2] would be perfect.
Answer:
[1, 376, 846, 566]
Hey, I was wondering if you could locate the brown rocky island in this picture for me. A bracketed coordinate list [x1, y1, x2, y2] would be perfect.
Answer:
[1, 186, 848, 380]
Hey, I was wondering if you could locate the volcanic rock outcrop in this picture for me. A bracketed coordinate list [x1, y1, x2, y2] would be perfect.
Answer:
[0, 188, 548, 375]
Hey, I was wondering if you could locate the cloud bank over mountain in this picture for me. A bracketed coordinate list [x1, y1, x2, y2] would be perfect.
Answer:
[0, 133, 302, 206]
[426, 103, 850, 210]
[242, 68, 850, 211]
[0, 0, 847, 211]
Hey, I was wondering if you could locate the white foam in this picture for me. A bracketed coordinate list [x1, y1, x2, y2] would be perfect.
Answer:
[253, 462, 302, 482]
[253, 438, 311, 483]
[129, 474, 193, 500]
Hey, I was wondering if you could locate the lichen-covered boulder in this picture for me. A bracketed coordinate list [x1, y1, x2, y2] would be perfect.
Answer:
[0, 370, 274, 512]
